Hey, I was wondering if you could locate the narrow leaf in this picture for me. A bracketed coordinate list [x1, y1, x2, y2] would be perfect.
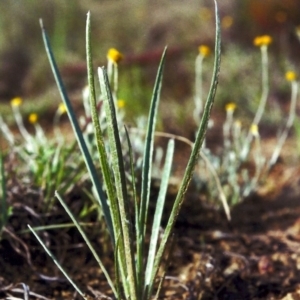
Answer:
[124, 126, 142, 297]
[28, 224, 87, 299]
[86, 13, 133, 297]
[39, 18, 114, 242]
[98, 67, 137, 300]
[137, 48, 167, 292]
[86, 12, 120, 245]
[114, 235, 123, 300]
[139, 47, 167, 232]
[147, 1, 221, 297]
[55, 191, 117, 297]
[144, 139, 174, 289]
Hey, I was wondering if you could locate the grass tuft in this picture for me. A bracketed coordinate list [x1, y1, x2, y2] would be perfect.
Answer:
[29, 1, 221, 299]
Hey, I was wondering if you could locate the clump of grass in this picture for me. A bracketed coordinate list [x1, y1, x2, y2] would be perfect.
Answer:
[28, 1, 220, 299]
[0, 97, 87, 212]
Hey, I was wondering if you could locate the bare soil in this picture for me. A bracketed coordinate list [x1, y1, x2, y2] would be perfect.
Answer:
[1, 145, 300, 300]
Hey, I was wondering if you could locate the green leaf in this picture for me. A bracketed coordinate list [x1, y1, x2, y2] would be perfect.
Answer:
[136, 49, 167, 296]
[147, 0, 221, 297]
[98, 66, 137, 300]
[55, 191, 117, 297]
[144, 139, 174, 293]
[139, 47, 167, 232]
[86, 12, 119, 244]
[40, 18, 114, 242]
[27, 224, 88, 299]
[124, 126, 143, 296]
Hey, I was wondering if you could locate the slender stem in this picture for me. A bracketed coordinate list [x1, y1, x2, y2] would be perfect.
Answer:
[241, 45, 269, 160]
[268, 80, 298, 168]
[252, 45, 269, 125]
[194, 54, 204, 123]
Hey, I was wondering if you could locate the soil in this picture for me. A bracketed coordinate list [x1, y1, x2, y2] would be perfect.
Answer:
[1, 136, 300, 300]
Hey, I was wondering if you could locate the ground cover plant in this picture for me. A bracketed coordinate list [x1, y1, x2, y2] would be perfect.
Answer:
[1, 1, 300, 299]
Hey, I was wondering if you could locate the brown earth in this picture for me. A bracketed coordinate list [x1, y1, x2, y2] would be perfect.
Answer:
[1, 138, 300, 300]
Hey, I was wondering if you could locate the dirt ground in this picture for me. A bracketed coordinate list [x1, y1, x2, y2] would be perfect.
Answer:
[1, 140, 300, 300]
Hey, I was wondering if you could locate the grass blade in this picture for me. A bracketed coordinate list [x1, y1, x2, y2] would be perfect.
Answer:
[87, 13, 134, 298]
[27, 224, 87, 299]
[139, 47, 167, 233]
[98, 66, 137, 300]
[124, 126, 142, 295]
[85, 12, 121, 247]
[144, 139, 175, 293]
[147, 1, 221, 297]
[39, 18, 114, 242]
[114, 235, 123, 300]
[55, 191, 117, 298]
[136, 48, 167, 295]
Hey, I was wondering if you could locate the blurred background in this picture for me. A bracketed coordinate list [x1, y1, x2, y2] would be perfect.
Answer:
[0, 0, 300, 135]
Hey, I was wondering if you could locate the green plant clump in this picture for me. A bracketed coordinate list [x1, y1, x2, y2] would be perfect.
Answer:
[28, 1, 221, 299]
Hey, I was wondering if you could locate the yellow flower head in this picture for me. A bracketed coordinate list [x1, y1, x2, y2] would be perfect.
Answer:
[11, 97, 22, 107]
[198, 45, 211, 57]
[107, 48, 123, 64]
[253, 35, 272, 47]
[28, 113, 38, 124]
[250, 124, 259, 136]
[225, 102, 237, 112]
[222, 16, 233, 29]
[58, 103, 67, 114]
[117, 99, 125, 109]
[285, 71, 297, 82]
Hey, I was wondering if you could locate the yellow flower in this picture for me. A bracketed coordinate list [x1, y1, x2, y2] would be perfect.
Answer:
[11, 97, 22, 107]
[117, 99, 125, 108]
[250, 124, 259, 136]
[198, 45, 211, 57]
[253, 35, 272, 47]
[28, 113, 38, 124]
[225, 102, 237, 112]
[58, 103, 67, 114]
[222, 16, 233, 29]
[107, 48, 123, 64]
[285, 71, 297, 82]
